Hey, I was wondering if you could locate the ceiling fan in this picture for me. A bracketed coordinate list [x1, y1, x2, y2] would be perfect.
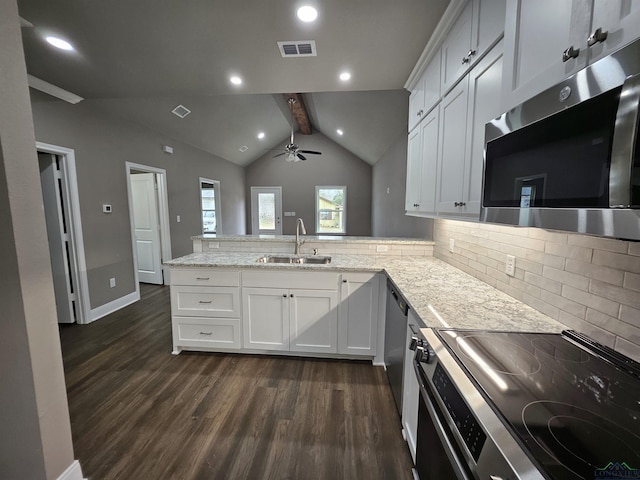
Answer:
[272, 98, 322, 162]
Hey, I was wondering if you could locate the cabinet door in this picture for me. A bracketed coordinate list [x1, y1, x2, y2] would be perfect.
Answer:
[242, 288, 289, 351]
[402, 317, 421, 463]
[289, 289, 338, 354]
[589, 0, 640, 64]
[417, 106, 440, 214]
[422, 52, 442, 116]
[338, 273, 379, 356]
[472, 0, 506, 57]
[441, 1, 474, 94]
[501, 0, 591, 110]
[436, 77, 469, 215]
[405, 127, 423, 212]
[462, 41, 504, 216]
[408, 76, 426, 133]
[406, 107, 440, 215]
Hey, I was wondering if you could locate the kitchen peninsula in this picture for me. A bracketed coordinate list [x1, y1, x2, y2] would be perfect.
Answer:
[165, 235, 565, 358]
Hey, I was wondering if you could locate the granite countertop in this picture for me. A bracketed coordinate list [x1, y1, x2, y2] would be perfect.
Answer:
[193, 234, 434, 245]
[165, 252, 565, 334]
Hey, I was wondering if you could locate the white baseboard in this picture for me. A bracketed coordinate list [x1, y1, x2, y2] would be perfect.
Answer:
[89, 290, 140, 322]
[57, 460, 85, 480]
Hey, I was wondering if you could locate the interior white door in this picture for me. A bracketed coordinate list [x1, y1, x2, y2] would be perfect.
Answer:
[131, 173, 163, 284]
[39, 153, 76, 323]
[251, 186, 282, 235]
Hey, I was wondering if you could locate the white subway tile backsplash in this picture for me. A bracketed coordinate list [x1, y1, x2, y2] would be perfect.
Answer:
[593, 250, 640, 274]
[565, 259, 623, 286]
[568, 235, 628, 253]
[623, 272, 640, 292]
[434, 219, 640, 359]
[543, 266, 590, 291]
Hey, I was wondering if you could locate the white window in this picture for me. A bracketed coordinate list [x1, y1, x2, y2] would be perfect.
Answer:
[200, 178, 220, 234]
[316, 186, 346, 234]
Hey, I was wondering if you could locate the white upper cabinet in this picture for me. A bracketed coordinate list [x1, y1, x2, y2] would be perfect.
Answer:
[441, 0, 506, 94]
[441, 2, 474, 93]
[435, 79, 470, 215]
[589, 0, 640, 63]
[502, 0, 640, 110]
[436, 41, 504, 218]
[408, 51, 441, 132]
[405, 106, 440, 214]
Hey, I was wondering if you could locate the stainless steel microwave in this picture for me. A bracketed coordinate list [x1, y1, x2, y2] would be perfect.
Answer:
[481, 38, 640, 240]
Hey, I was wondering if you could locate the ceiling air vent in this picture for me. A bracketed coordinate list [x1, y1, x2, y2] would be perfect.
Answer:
[171, 104, 191, 119]
[277, 40, 317, 58]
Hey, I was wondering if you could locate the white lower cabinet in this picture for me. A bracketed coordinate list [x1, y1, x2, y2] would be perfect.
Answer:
[402, 312, 421, 463]
[338, 272, 380, 356]
[170, 267, 381, 359]
[242, 287, 338, 353]
[170, 268, 242, 354]
[242, 270, 340, 354]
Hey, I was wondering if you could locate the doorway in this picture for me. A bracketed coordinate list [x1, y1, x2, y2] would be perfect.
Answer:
[36, 142, 90, 324]
[125, 163, 172, 287]
[251, 186, 282, 235]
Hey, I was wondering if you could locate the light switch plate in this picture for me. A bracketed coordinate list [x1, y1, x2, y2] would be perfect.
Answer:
[449, 238, 455, 253]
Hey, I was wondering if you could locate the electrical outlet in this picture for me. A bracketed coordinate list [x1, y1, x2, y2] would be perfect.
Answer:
[449, 238, 455, 253]
[506, 255, 516, 276]
[109, 277, 116, 288]
[376, 245, 388, 252]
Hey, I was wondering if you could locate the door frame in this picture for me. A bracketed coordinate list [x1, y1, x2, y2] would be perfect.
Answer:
[250, 186, 283, 235]
[125, 162, 172, 287]
[36, 142, 91, 324]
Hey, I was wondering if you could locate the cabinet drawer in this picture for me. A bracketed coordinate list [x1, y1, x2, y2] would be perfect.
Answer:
[242, 270, 339, 290]
[170, 268, 240, 287]
[173, 316, 241, 350]
[171, 286, 240, 317]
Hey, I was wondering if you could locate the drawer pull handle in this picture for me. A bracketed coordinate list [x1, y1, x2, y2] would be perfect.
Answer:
[196, 277, 210, 280]
[199, 331, 213, 336]
[199, 300, 213, 304]
[587, 27, 608, 47]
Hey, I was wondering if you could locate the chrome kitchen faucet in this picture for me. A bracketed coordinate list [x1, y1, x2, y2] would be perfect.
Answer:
[295, 218, 306, 255]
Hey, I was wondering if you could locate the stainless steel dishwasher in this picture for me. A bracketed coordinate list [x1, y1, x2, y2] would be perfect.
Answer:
[384, 278, 408, 415]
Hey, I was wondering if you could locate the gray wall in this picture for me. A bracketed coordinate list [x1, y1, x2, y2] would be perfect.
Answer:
[0, 2, 76, 478]
[246, 131, 372, 235]
[371, 132, 433, 238]
[30, 94, 246, 309]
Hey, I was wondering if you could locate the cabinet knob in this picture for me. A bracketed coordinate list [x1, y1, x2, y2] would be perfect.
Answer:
[290, 294, 294, 298]
[283, 294, 287, 298]
[343, 279, 348, 283]
[461, 49, 476, 64]
[587, 27, 608, 47]
[454, 201, 466, 207]
[562, 45, 580, 62]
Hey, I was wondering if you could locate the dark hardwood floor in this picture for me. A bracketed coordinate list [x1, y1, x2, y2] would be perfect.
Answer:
[59, 283, 414, 480]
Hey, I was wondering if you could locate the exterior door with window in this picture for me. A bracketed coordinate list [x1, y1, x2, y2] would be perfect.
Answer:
[251, 187, 282, 235]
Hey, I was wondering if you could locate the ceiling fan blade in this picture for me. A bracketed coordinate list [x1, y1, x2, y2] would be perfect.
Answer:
[299, 150, 322, 155]
[272, 152, 286, 158]
[297, 153, 307, 161]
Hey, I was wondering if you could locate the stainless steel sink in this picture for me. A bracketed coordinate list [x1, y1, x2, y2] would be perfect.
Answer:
[256, 255, 332, 265]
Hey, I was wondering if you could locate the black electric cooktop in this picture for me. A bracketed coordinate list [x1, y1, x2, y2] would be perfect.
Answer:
[436, 329, 640, 479]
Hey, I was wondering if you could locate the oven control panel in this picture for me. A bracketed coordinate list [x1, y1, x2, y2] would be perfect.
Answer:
[432, 363, 487, 461]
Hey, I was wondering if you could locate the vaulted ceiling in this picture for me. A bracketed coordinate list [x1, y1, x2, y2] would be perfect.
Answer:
[18, 0, 450, 166]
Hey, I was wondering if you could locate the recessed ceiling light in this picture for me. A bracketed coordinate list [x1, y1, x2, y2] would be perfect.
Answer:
[45, 36, 74, 51]
[339, 72, 351, 82]
[297, 6, 318, 22]
[337, 129, 344, 136]
[230, 75, 243, 86]
[257, 132, 265, 139]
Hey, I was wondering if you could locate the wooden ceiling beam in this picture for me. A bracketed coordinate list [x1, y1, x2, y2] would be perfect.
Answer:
[284, 93, 312, 135]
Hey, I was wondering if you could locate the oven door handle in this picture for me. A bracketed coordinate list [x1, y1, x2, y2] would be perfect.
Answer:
[417, 372, 472, 480]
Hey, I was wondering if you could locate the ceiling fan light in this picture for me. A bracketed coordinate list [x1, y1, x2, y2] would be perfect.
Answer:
[336, 129, 344, 136]
[45, 36, 74, 51]
[230, 75, 242, 86]
[339, 72, 351, 82]
[257, 132, 265, 139]
[297, 6, 318, 22]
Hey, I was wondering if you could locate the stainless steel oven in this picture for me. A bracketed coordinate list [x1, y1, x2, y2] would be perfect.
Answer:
[412, 328, 640, 480]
